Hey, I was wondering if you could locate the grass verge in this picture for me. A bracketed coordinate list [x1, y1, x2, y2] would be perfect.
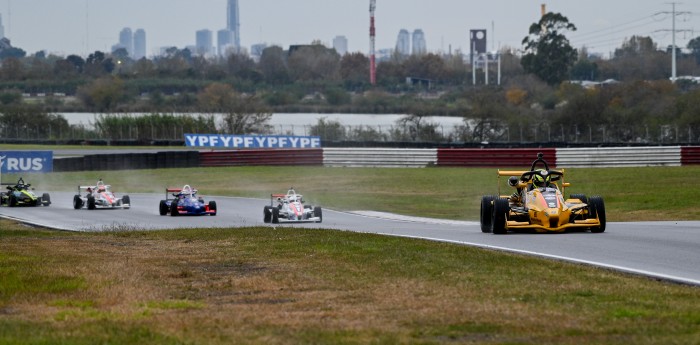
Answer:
[1, 220, 698, 344]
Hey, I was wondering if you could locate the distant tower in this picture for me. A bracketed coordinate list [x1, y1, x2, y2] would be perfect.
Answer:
[196, 29, 213, 56]
[412, 29, 426, 55]
[395, 29, 410, 55]
[227, 0, 241, 50]
[133, 29, 146, 59]
[333, 35, 348, 55]
[0, 14, 5, 39]
[369, 0, 376, 85]
[119, 27, 133, 56]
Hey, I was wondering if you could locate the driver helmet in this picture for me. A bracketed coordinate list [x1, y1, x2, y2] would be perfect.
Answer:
[288, 195, 297, 202]
[98, 186, 106, 192]
[532, 170, 551, 187]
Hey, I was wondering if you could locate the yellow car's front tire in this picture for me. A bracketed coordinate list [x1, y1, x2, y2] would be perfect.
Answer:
[492, 198, 510, 235]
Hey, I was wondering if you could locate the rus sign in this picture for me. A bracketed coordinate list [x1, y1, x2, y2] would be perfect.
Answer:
[0, 151, 53, 173]
[185, 134, 322, 149]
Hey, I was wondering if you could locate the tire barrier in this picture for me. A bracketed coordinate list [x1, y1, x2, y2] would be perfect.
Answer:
[437, 148, 557, 167]
[53, 151, 199, 172]
[199, 149, 323, 167]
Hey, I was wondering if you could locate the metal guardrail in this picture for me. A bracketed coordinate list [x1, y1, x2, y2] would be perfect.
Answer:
[323, 148, 438, 168]
[556, 147, 682, 168]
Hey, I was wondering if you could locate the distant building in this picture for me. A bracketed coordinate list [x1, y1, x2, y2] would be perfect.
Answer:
[217, 29, 235, 57]
[412, 29, 426, 55]
[396, 29, 410, 55]
[195, 29, 213, 56]
[119, 28, 133, 56]
[333, 35, 348, 55]
[0, 14, 5, 39]
[227, 0, 241, 50]
[133, 29, 146, 59]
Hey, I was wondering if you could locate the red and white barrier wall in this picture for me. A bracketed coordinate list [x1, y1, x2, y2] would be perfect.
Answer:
[196, 146, 700, 168]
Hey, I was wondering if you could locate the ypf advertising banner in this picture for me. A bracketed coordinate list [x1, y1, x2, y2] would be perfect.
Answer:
[0, 151, 53, 173]
[185, 134, 321, 149]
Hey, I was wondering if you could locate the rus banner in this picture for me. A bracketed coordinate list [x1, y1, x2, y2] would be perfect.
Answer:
[0, 151, 53, 173]
[185, 134, 321, 149]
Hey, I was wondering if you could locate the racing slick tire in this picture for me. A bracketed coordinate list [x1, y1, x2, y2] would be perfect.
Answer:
[569, 194, 588, 205]
[480, 195, 496, 233]
[170, 200, 179, 216]
[122, 195, 131, 209]
[41, 193, 51, 206]
[271, 207, 280, 224]
[589, 196, 606, 233]
[263, 206, 272, 223]
[159, 200, 168, 216]
[8, 194, 17, 207]
[208, 201, 217, 216]
[491, 197, 510, 235]
[87, 195, 96, 210]
[314, 206, 323, 223]
[73, 195, 83, 209]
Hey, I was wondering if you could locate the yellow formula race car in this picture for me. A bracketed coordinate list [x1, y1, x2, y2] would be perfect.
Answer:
[480, 153, 606, 234]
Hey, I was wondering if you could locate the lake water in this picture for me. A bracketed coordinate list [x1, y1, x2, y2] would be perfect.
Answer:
[59, 113, 467, 135]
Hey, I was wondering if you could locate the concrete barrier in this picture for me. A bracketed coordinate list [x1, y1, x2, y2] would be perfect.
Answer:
[557, 147, 681, 167]
[323, 148, 437, 168]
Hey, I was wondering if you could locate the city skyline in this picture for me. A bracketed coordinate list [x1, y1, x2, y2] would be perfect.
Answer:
[0, 0, 697, 58]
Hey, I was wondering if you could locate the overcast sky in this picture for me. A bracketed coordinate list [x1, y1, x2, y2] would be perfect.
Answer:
[0, 0, 698, 58]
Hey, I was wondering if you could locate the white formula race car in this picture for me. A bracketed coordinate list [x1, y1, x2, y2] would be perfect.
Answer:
[73, 179, 131, 210]
[263, 188, 322, 223]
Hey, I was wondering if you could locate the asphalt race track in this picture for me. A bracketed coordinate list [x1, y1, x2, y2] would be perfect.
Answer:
[2, 191, 699, 286]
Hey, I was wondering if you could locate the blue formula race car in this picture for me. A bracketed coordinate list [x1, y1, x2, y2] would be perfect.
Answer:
[159, 185, 217, 216]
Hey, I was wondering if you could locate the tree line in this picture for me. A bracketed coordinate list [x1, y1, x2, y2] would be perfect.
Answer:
[1, 13, 700, 144]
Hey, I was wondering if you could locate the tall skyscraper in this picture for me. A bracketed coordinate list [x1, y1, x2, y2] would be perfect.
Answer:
[119, 27, 133, 56]
[196, 29, 214, 56]
[395, 29, 410, 56]
[412, 29, 426, 55]
[333, 36, 348, 55]
[133, 29, 146, 60]
[0, 14, 5, 39]
[227, 0, 241, 49]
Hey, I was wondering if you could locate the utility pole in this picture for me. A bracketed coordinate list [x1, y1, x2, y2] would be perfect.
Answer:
[369, 0, 377, 85]
[660, 3, 691, 80]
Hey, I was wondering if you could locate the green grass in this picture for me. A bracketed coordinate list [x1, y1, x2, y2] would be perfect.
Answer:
[8, 165, 700, 221]
[0, 221, 698, 344]
[1, 165, 699, 343]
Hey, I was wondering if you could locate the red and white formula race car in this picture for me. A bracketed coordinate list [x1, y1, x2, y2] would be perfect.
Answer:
[263, 188, 322, 223]
[73, 179, 130, 210]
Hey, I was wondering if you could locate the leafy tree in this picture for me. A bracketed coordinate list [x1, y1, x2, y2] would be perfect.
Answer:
[76, 76, 126, 111]
[259, 46, 289, 85]
[197, 82, 271, 134]
[615, 36, 656, 58]
[521, 12, 578, 85]
[288, 44, 340, 81]
[66, 55, 86, 73]
[340, 52, 369, 89]
[687, 36, 700, 64]
[0, 57, 25, 80]
[310, 117, 346, 141]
